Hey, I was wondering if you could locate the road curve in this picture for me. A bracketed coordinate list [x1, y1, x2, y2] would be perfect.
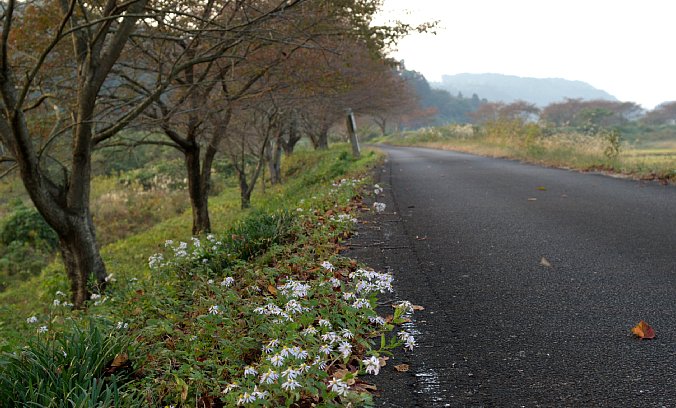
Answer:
[349, 145, 676, 407]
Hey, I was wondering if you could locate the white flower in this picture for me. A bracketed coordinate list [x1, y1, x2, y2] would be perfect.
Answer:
[105, 273, 115, 282]
[164, 239, 174, 248]
[55, 291, 66, 297]
[298, 363, 310, 373]
[318, 344, 333, 355]
[207, 279, 214, 285]
[398, 330, 412, 341]
[279, 346, 291, 357]
[340, 328, 354, 339]
[373, 202, 386, 213]
[342, 292, 355, 300]
[148, 254, 164, 269]
[321, 332, 340, 344]
[285, 299, 305, 314]
[263, 339, 279, 353]
[318, 319, 332, 328]
[363, 355, 380, 375]
[282, 367, 299, 379]
[237, 392, 256, 404]
[52, 299, 61, 307]
[338, 341, 352, 359]
[269, 353, 285, 367]
[244, 365, 258, 377]
[116, 321, 128, 330]
[395, 300, 414, 314]
[281, 378, 301, 391]
[37, 325, 48, 334]
[221, 277, 235, 287]
[302, 326, 318, 336]
[327, 378, 349, 396]
[330, 277, 341, 288]
[26, 316, 38, 324]
[208, 305, 220, 315]
[289, 346, 308, 359]
[296, 207, 303, 212]
[313, 356, 327, 370]
[260, 369, 279, 384]
[222, 383, 239, 394]
[90, 293, 101, 300]
[320, 261, 335, 271]
[352, 298, 370, 309]
[404, 335, 417, 351]
[368, 315, 386, 326]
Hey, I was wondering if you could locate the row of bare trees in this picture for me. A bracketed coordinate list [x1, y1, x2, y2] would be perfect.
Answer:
[0, 0, 427, 307]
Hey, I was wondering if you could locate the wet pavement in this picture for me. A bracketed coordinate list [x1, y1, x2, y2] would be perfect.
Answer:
[347, 146, 676, 407]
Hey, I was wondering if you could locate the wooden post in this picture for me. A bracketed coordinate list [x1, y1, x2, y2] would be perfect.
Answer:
[346, 109, 360, 159]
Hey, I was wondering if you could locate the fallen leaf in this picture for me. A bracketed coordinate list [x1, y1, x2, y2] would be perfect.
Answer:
[415, 235, 427, 240]
[412, 305, 425, 311]
[378, 356, 389, 367]
[267, 285, 277, 295]
[527, 198, 537, 201]
[540, 257, 552, 267]
[536, 186, 547, 191]
[631, 320, 656, 339]
[394, 364, 409, 372]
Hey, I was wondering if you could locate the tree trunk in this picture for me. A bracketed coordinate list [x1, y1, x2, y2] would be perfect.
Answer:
[316, 127, 329, 150]
[284, 114, 301, 155]
[58, 213, 106, 307]
[268, 133, 283, 184]
[186, 147, 211, 235]
[239, 172, 251, 209]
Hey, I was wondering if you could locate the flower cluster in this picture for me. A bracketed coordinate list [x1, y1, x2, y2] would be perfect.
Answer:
[373, 202, 386, 213]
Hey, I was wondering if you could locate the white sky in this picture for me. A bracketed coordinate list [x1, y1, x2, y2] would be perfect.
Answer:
[376, 0, 676, 109]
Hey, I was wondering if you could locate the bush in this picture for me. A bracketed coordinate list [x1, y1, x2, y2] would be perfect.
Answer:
[0, 202, 58, 251]
[226, 209, 295, 262]
[0, 320, 140, 406]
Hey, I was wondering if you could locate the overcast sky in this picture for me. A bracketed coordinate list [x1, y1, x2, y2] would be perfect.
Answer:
[376, 0, 676, 109]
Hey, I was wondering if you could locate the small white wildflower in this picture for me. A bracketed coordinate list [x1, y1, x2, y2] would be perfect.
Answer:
[90, 293, 101, 300]
[321, 332, 340, 344]
[363, 355, 380, 375]
[352, 298, 370, 309]
[281, 367, 299, 379]
[289, 346, 308, 359]
[207, 279, 214, 285]
[116, 321, 128, 330]
[330, 277, 341, 288]
[320, 261, 335, 271]
[222, 383, 239, 394]
[327, 378, 349, 396]
[237, 392, 256, 404]
[52, 299, 61, 307]
[398, 330, 412, 341]
[206, 234, 216, 242]
[263, 339, 279, 353]
[318, 319, 332, 329]
[298, 363, 310, 373]
[26, 316, 38, 324]
[395, 300, 414, 314]
[269, 353, 285, 367]
[338, 341, 352, 358]
[281, 378, 301, 391]
[318, 344, 333, 355]
[55, 291, 66, 297]
[373, 202, 386, 213]
[302, 326, 318, 336]
[208, 305, 220, 315]
[342, 292, 355, 300]
[244, 365, 258, 377]
[368, 315, 386, 326]
[260, 369, 279, 384]
[105, 273, 115, 282]
[340, 328, 354, 339]
[313, 356, 327, 370]
[221, 276, 235, 287]
[279, 346, 291, 358]
[164, 239, 174, 248]
[404, 335, 417, 351]
[37, 325, 48, 334]
[296, 208, 303, 212]
[285, 299, 305, 314]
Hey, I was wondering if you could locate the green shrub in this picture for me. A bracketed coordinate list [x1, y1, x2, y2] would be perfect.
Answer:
[0, 320, 140, 407]
[226, 209, 295, 262]
[0, 202, 58, 251]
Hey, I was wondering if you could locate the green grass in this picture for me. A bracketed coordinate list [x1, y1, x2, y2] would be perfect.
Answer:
[0, 145, 419, 407]
[379, 123, 676, 182]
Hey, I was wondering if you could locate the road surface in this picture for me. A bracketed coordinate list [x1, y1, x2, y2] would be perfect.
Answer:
[348, 145, 676, 407]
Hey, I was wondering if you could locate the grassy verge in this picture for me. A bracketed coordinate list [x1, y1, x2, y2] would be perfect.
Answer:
[375, 122, 676, 183]
[0, 146, 419, 406]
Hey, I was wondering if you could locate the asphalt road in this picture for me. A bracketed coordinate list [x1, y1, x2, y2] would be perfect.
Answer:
[348, 145, 676, 407]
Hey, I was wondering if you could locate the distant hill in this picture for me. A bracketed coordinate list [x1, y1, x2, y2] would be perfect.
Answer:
[431, 73, 617, 107]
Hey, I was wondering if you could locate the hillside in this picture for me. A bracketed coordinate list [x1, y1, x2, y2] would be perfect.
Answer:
[432, 73, 617, 106]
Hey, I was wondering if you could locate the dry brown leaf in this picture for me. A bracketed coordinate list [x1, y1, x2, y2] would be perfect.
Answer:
[528, 198, 538, 201]
[394, 364, 409, 372]
[412, 305, 425, 311]
[378, 356, 389, 367]
[267, 285, 277, 295]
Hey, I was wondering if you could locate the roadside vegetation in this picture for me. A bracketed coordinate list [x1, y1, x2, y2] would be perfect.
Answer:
[373, 100, 676, 183]
[0, 146, 419, 406]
